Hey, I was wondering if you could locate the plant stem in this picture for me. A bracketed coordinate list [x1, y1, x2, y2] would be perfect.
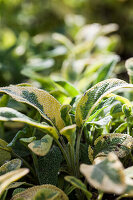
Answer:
[75, 127, 83, 177]
[56, 139, 71, 171]
[97, 191, 104, 200]
[31, 152, 39, 176]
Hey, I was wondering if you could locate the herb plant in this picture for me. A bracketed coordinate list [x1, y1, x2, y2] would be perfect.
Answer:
[0, 58, 133, 199]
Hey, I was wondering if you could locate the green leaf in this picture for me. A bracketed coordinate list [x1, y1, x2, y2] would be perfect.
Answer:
[11, 185, 68, 200]
[0, 138, 11, 166]
[20, 137, 36, 144]
[33, 188, 59, 200]
[0, 107, 59, 139]
[28, 135, 53, 156]
[55, 80, 79, 98]
[0, 168, 29, 196]
[60, 104, 72, 126]
[60, 124, 76, 146]
[90, 133, 133, 162]
[65, 176, 92, 199]
[76, 78, 133, 127]
[0, 85, 64, 130]
[80, 153, 125, 194]
[87, 115, 112, 126]
[0, 159, 21, 176]
[37, 146, 62, 185]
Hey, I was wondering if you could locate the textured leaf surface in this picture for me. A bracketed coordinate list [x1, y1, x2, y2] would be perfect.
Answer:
[33, 188, 59, 200]
[0, 168, 29, 196]
[0, 159, 21, 176]
[0, 138, 11, 166]
[65, 176, 92, 199]
[11, 185, 68, 200]
[80, 153, 125, 194]
[28, 135, 53, 156]
[0, 85, 64, 130]
[0, 107, 59, 139]
[76, 78, 133, 127]
[89, 134, 133, 162]
[37, 146, 62, 185]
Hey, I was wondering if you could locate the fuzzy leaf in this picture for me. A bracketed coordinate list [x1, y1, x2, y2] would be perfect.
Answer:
[33, 188, 59, 200]
[11, 185, 68, 200]
[0, 85, 64, 130]
[0, 168, 29, 196]
[0, 107, 59, 139]
[37, 146, 62, 185]
[124, 166, 133, 179]
[0, 138, 11, 166]
[80, 153, 126, 194]
[0, 159, 21, 176]
[89, 134, 133, 162]
[87, 115, 112, 126]
[76, 78, 133, 127]
[28, 135, 53, 156]
[65, 176, 92, 199]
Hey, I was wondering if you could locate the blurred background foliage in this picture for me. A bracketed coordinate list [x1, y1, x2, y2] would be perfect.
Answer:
[0, 0, 132, 86]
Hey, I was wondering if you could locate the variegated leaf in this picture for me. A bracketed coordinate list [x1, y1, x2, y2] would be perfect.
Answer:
[89, 134, 133, 162]
[0, 159, 21, 176]
[60, 124, 76, 146]
[0, 85, 64, 130]
[33, 188, 59, 200]
[80, 153, 126, 194]
[76, 78, 133, 127]
[0, 107, 59, 139]
[11, 185, 69, 200]
[0, 168, 29, 196]
[28, 135, 53, 156]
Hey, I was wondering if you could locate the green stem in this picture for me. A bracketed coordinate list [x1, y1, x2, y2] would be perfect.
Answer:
[56, 139, 71, 171]
[75, 127, 83, 177]
[97, 191, 104, 200]
[69, 143, 76, 175]
[31, 152, 39, 175]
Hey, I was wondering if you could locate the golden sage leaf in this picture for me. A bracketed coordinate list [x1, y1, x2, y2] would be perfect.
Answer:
[0, 159, 21, 176]
[80, 153, 126, 194]
[0, 168, 29, 196]
[0, 85, 64, 130]
[11, 185, 69, 200]
[28, 135, 53, 156]
[33, 188, 59, 200]
[60, 124, 76, 146]
[76, 78, 133, 127]
[89, 134, 133, 162]
[0, 138, 11, 166]
[0, 107, 59, 139]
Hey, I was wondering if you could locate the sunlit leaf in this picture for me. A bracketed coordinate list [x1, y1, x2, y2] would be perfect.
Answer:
[60, 124, 76, 146]
[76, 78, 133, 127]
[28, 135, 53, 156]
[11, 185, 68, 200]
[80, 153, 125, 194]
[0, 85, 64, 130]
[89, 134, 133, 162]
[0, 107, 59, 139]
[0, 168, 29, 196]
[0, 159, 21, 176]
